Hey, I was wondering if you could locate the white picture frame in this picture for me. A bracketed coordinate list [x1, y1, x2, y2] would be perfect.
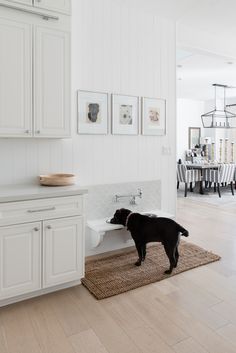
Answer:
[112, 94, 139, 135]
[77, 90, 108, 135]
[142, 97, 166, 136]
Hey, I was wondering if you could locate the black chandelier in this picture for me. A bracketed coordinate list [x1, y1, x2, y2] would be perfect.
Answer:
[201, 83, 236, 128]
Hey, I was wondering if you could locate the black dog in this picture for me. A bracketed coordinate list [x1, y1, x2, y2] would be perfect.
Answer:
[110, 208, 189, 274]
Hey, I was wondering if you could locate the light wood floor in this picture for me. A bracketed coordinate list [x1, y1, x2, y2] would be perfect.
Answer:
[1, 197, 236, 353]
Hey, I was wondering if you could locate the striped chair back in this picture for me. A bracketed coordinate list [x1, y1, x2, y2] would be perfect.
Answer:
[219, 164, 235, 183]
[204, 164, 235, 183]
[177, 164, 187, 182]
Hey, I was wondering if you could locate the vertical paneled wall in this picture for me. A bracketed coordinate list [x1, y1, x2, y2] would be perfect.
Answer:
[0, 0, 176, 214]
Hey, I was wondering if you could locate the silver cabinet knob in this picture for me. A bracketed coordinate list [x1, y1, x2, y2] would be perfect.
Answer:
[25, 130, 30, 134]
[34, 227, 39, 232]
[47, 225, 52, 230]
[36, 130, 40, 134]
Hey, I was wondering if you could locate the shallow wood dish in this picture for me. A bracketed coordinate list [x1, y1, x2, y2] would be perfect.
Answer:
[39, 174, 76, 186]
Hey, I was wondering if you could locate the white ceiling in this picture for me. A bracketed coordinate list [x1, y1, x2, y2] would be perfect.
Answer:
[126, 0, 236, 37]
[177, 51, 236, 101]
[124, 0, 236, 102]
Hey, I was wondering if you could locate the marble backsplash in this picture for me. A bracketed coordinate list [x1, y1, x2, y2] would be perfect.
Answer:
[85, 180, 161, 220]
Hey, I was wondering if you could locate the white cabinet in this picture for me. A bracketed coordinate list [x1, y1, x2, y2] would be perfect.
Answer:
[0, 3, 71, 138]
[0, 17, 32, 137]
[5, 1, 71, 14]
[0, 222, 41, 299]
[43, 217, 84, 287]
[34, 26, 71, 138]
[9, 0, 33, 5]
[34, 0, 71, 14]
[0, 194, 85, 306]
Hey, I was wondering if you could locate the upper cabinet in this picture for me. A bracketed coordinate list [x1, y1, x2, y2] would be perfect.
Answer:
[34, 0, 71, 15]
[0, 2, 71, 138]
[34, 26, 70, 138]
[5, 0, 71, 14]
[9, 0, 32, 5]
[12, 0, 32, 5]
[0, 17, 32, 137]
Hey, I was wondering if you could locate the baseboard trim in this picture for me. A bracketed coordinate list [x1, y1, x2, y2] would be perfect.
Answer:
[0, 280, 81, 307]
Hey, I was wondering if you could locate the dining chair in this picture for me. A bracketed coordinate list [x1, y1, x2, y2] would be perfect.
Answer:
[234, 166, 236, 190]
[177, 164, 201, 197]
[204, 163, 235, 198]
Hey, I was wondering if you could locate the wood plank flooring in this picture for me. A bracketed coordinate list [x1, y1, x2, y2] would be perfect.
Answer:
[1, 196, 236, 353]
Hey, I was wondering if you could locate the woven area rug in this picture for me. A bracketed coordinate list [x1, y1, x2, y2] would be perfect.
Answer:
[82, 241, 220, 300]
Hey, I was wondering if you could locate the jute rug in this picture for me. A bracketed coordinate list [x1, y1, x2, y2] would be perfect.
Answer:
[82, 241, 220, 300]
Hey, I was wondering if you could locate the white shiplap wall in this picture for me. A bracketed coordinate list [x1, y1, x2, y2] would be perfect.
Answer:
[0, 0, 176, 215]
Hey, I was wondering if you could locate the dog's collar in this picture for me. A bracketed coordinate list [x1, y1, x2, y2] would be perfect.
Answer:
[125, 212, 133, 228]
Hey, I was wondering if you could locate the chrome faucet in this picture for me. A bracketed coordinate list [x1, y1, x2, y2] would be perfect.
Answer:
[115, 188, 142, 205]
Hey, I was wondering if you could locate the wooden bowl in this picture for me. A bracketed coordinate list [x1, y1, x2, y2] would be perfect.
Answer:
[39, 174, 77, 186]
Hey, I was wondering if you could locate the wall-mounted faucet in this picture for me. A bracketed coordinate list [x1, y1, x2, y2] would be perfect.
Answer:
[115, 188, 142, 205]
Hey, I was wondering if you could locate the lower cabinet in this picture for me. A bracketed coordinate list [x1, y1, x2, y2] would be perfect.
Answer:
[43, 216, 84, 287]
[0, 213, 84, 303]
[0, 222, 41, 300]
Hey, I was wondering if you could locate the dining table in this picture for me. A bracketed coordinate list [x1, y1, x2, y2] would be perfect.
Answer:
[186, 163, 221, 194]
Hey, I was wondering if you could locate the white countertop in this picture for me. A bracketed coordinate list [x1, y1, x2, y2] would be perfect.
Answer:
[0, 184, 88, 203]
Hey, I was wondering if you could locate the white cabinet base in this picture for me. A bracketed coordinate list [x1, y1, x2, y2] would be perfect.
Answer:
[0, 278, 81, 308]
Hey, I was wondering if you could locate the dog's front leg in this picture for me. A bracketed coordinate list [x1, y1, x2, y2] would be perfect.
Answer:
[135, 243, 143, 266]
[142, 244, 146, 261]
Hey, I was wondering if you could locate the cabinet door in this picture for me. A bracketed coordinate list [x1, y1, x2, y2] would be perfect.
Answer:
[43, 217, 84, 288]
[34, 0, 71, 14]
[9, 0, 33, 5]
[0, 17, 32, 137]
[34, 26, 71, 138]
[0, 223, 41, 299]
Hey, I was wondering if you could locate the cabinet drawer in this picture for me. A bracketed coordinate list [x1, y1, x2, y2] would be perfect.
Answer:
[0, 196, 83, 226]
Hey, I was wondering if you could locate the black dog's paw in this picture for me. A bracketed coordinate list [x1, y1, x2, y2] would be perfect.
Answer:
[135, 260, 142, 266]
[164, 269, 172, 275]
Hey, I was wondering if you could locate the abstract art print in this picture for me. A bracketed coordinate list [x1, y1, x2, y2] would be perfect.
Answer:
[142, 97, 166, 135]
[77, 90, 108, 134]
[112, 94, 139, 135]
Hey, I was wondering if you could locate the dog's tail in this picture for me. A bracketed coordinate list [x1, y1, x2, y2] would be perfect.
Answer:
[177, 223, 189, 237]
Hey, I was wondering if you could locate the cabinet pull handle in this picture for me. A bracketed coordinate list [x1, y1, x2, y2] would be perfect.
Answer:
[0, 3, 59, 21]
[34, 227, 39, 232]
[28, 207, 56, 213]
[46, 225, 52, 230]
[25, 130, 30, 134]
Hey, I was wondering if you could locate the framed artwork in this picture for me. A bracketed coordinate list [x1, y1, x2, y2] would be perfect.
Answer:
[142, 97, 166, 135]
[111, 94, 139, 135]
[77, 90, 108, 134]
[188, 127, 201, 149]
